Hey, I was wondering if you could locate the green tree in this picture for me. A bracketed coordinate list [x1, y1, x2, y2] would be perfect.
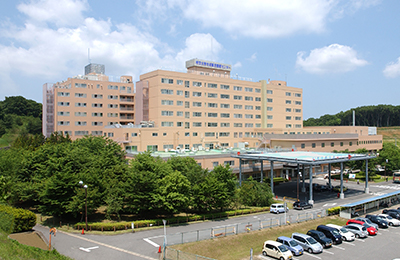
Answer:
[238, 177, 273, 207]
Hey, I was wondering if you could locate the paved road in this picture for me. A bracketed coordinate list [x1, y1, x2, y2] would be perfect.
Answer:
[34, 179, 400, 260]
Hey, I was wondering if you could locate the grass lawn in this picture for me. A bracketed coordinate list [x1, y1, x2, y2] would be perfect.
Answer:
[171, 215, 347, 260]
[0, 232, 71, 260]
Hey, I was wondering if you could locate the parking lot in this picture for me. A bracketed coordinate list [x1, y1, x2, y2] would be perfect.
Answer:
[258, 218, 400, 260]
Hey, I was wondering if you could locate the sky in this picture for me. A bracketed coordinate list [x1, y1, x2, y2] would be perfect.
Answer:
[0, 0, 399, 119]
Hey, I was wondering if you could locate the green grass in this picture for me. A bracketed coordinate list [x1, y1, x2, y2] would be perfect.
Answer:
[0, 232, 71, 260]
[172, 215, 347, 260]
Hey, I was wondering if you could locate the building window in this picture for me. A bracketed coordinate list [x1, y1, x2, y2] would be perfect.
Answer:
[75, 93, 86, 98]
[245, 96, 253, 101]
[219, 132, 230, 137]
[286, 116, 292, 120]
[161, 122, 173, 127]
[255, 88, 261, 93]
[208, 93, 218, 98]
[161, 78, 173, 84]
[221, 123, 230, 127]
[92, 112, 103, 117]
[75, 102, 87, 107]
[245, 114, 253, 119]
[75, 121, 87, 126]
[208, 103, 218, 108]
[107, 104, 117, 108]
[221, 103, 230, 108]
[205, 132, 215, 137]
[92, 103, 103, 108]
[147, 145, 158, 151]
[295, 116, 302, 120]
[286, 92, 291, 96]
[340, 142, 344, 146]
[312, 143, 316, 148]
[331, 142, 335, 147]
[177, 122, 183, 127]
[193, 91, 202, 97]
[267, 115, 273, 119]
[208, 83, 217, 88]
[152, 133, 158, 137]
[301, 144, 305, 148]
[161, 89, 173, 94]
[220, 113, 230, 118]
[234, 114, 242, 118]
[295, 101, 302, 105]
[286, 108, 292, 112]
[193, 81, 202, 87]
[286, 100, 292, 104]
[221, 94, 230, 99]
[161, 111, 173, 116]
[255, 106, 261, 110]
[185, 91, 190, 98]
[245, 105, 253, 110]
[213, 162, 219, 167]
[132, 133, 138, 137]
[193, 112, 202, 117]
[295, 124, 302, 128]
[176, 90, 183, 96]
[57, 92, 70, 97]
[267, 124, 273, 128]
[185, 112, 190, 118]
[208, 113, 218, 117]
[295, 109, 301, 113]
[92, 122, 103, 126]
[256, 123, 261, 128]
[234, 95, 242, 100]
[245, 87, 253, 92]
[286, 124, 292, 128]
[234, 86, 242, 91]
[255, 97, 261, 101]
[321, 143, 325, 148]
[177, 101, 183, 106]
[161, 100, 173, 105]
[267, 90, 273, 94]
[208, 122, 218, 127]
[75, 112, 87, 116]
[185, 101, 190, 108]
[221, 84, 229, 90]
[267, 107, 273, 111]
[185, 81, 190, 88]
[57, 121, 70, 126]
[349, 142, 352, 146]
[176, 111, 183, 116]
[75, 83, 87, 88]
[234, 123, 242, 127]
[267, 98, 273, 103]
[245, 123, 253, 128]
[256, 115, 261, 119]
[57, 112, 70, 116]
[76, 131, 89, 136]
[108, 95, 118, 100]
[193, 122, 202, 127]
[234, 104, 242, 109]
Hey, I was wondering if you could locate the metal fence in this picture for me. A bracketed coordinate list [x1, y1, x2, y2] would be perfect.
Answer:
[166, 209, 327, 246]
[163, 247, 216, 260]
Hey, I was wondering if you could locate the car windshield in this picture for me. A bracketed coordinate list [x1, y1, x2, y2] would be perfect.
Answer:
[362, 227, 367, 231]
[376, 216, 383, 221]
[365, 219, 373, 224]
[278, 245, 288, 252]
[340, 227, 349, 233]
[386, 215, 393, 220]
[306, 237, 318, 244]
[332, 230, 340, 236]
[289, 240, 299, 247]
[319, 233, 327, 239]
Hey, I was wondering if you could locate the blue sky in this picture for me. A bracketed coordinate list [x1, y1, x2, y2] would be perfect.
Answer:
[0, 0, 399, 119]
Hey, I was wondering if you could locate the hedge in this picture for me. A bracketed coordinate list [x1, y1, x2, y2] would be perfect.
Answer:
[0, 205, 36, 233]
[327, 206, 342, 215]
[74, 207, 270, 231]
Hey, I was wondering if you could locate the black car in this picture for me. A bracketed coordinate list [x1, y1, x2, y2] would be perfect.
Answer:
[383, 210, 400, 220]
[293, 201, 313, 210]
[365, 214, 389, 228]
[306, 230, 333, 248]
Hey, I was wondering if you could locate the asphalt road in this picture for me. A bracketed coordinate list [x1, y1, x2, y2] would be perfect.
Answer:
[34, 177, 400, 260]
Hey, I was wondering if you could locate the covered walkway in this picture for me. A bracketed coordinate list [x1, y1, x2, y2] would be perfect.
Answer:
[232, 151, 376, 205]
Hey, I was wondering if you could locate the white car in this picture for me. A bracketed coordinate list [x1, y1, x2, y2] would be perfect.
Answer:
[378, 214, 400, 226]
[326, 224, 355, 241]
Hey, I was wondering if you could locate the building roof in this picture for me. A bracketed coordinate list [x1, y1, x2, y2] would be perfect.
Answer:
[232, 151, 376, 165]
[340, 190, 400, 208]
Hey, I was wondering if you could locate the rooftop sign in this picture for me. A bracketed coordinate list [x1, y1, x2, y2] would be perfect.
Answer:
[186, 59, 231, 71]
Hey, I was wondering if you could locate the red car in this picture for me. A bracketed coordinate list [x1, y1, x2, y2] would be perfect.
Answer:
[346, 219, 377, 235]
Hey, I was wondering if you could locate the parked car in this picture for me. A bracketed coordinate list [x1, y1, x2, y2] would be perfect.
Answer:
[291, 233, 323, 254]
[262, 240, 293, 260]
[365, 215, 389, 228]
[270, 203, 289, 214]
[382, 210, 400, 220]
[344, 224, 368, 238]
[346, 219, 377, 235]
[378, 214, 400, 226]
[276, 236, 303, 256]
[293, 201, 313, 210]
[316, 225, 342, 244]
[306, 230, 333, 248]
[355, 217, 379, 230]
[326, 224, 355, 241]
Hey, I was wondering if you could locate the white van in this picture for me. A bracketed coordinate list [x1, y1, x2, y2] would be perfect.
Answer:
[262, 240, 293, 260]
[270, 203, 289, 214]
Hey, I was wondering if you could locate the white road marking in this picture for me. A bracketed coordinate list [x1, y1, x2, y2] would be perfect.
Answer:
[324, 250, 334, 254]
[143, 238, 159, 248]
[303, 252, 322, 259]
[79, 246, 99, 252]
[345, 242, 355, 246]
[332, 245, 345, 250]
[356, 238, 365, 242]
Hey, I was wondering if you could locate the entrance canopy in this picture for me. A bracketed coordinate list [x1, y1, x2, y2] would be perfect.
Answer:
[232, 151, 375, 165]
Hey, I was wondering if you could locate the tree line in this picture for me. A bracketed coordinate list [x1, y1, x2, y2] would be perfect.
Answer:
[0, 134, 273, 221]
[304, 104, 400, 127]
[0, 96, 42, 140]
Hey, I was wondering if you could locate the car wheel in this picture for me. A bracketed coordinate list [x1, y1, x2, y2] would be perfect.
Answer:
[302, 207, 304, 210]
[279, 257, 284, 260]
[308, 248, 313, 254]
[355, 234, 359, 238]
[262, 251, 267, 256]
[311, 205, 313, 208]
[389, 222, 393, 226]
[343, 236, 346, 241]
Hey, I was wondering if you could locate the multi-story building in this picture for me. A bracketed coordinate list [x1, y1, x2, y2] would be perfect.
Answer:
[43, 59, 382, 176]
[43, 64, 134, 138]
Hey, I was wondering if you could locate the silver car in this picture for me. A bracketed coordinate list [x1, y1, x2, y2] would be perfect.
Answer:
[344, 224, 368, 238]
[291, 232, 323, 254]
[356, 217, 379, 230]
[378, 214, 400, 226]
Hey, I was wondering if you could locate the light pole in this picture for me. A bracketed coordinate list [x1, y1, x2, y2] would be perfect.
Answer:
[79, 181, 88, 232]
[297, 172, 302, 201]
[162, 219, 167, 260]
[386, 159, 388, 181]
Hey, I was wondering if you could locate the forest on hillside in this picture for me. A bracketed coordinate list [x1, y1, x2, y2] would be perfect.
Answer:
[0, 96, 42, 143]
[304, 105, 400, 127]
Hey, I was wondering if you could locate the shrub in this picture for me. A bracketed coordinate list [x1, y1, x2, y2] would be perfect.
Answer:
[0, 205, 36, 233]
[327, 206, 341, 215]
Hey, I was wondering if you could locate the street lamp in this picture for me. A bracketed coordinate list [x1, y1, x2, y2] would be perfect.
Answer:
[385, 159, 388, 182]
[162, 219, 167, 259]
[79, 181, 88, 232]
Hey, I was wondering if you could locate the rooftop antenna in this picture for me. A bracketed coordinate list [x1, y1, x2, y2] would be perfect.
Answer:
[88, 48, 91, 64]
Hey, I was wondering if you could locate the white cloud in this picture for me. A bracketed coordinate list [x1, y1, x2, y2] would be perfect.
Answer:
[0, 0, 225, 100]
[296, 44, 368, 74]
[182, 0, 334, 38]
[17, 0, 88, 27]
[383, 57, 400, 78]
[247, 53, 257, 62]
[233, 62, 242, 68]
